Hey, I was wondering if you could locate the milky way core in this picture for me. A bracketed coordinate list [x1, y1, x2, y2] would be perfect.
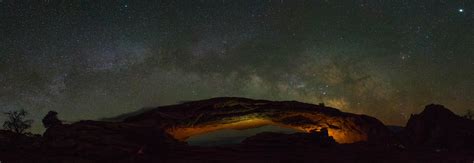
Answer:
[1, 0, 473, 133]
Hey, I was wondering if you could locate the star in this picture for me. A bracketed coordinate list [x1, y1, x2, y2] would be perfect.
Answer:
[2, 0, 473, 134]
[400, 54, 410, 60]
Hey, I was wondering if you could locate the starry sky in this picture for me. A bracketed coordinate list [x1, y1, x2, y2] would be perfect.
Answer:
[1, 0, 473, 133]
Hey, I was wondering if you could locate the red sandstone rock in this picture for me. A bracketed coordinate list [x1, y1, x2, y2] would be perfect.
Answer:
[124, 97, 394, 144]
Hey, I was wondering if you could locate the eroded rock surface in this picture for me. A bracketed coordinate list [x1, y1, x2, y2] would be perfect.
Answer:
[124, 97, 393, 143]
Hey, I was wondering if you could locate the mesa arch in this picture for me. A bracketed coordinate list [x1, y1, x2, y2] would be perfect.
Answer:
[124, 97, 392, 144]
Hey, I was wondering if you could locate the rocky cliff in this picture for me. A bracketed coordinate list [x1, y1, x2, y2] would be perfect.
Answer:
[405, 104, 474, 149]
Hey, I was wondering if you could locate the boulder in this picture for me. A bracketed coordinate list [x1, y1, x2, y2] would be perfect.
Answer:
[42, 111, 62, 128]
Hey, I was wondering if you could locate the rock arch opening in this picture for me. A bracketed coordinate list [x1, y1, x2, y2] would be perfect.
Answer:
[168, 119, 303, 146]
[165, 117, 359, 144]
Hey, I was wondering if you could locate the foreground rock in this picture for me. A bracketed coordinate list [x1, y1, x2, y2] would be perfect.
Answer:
[405, 104, 474, 149]
[41, 121, 182, 162]
[2, 99, 473, 162]
[0, 130, 40, 161]
[124, 97, 394, 144]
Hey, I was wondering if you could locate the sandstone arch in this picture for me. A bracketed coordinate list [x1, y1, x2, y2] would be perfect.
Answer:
[125, 97, 392, 144]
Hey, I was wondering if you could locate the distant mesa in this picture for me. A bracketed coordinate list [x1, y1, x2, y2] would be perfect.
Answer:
[405, 104, 474, 149]
[123, 97, 393, 144]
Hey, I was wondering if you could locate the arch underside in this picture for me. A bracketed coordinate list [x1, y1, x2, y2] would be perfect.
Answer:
[165, 113, 369, 144]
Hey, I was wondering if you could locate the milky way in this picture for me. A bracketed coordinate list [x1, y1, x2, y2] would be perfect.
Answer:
[1, 0, 473, 133]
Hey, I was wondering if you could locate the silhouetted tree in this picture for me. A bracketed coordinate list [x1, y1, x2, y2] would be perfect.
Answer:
[3, 109, 33, 134]
[464, 109, 473, 120]
[42, 111, 62, 128]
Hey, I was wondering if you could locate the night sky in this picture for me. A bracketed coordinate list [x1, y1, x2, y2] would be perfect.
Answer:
[1, 0, 473, 133]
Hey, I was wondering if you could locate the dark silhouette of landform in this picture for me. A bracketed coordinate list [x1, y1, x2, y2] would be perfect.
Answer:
[0, 97, 473, 162]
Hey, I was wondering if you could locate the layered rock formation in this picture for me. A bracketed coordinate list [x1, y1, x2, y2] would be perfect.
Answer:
[405, 104, 474, 149]
[124, 97, 393, 143]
